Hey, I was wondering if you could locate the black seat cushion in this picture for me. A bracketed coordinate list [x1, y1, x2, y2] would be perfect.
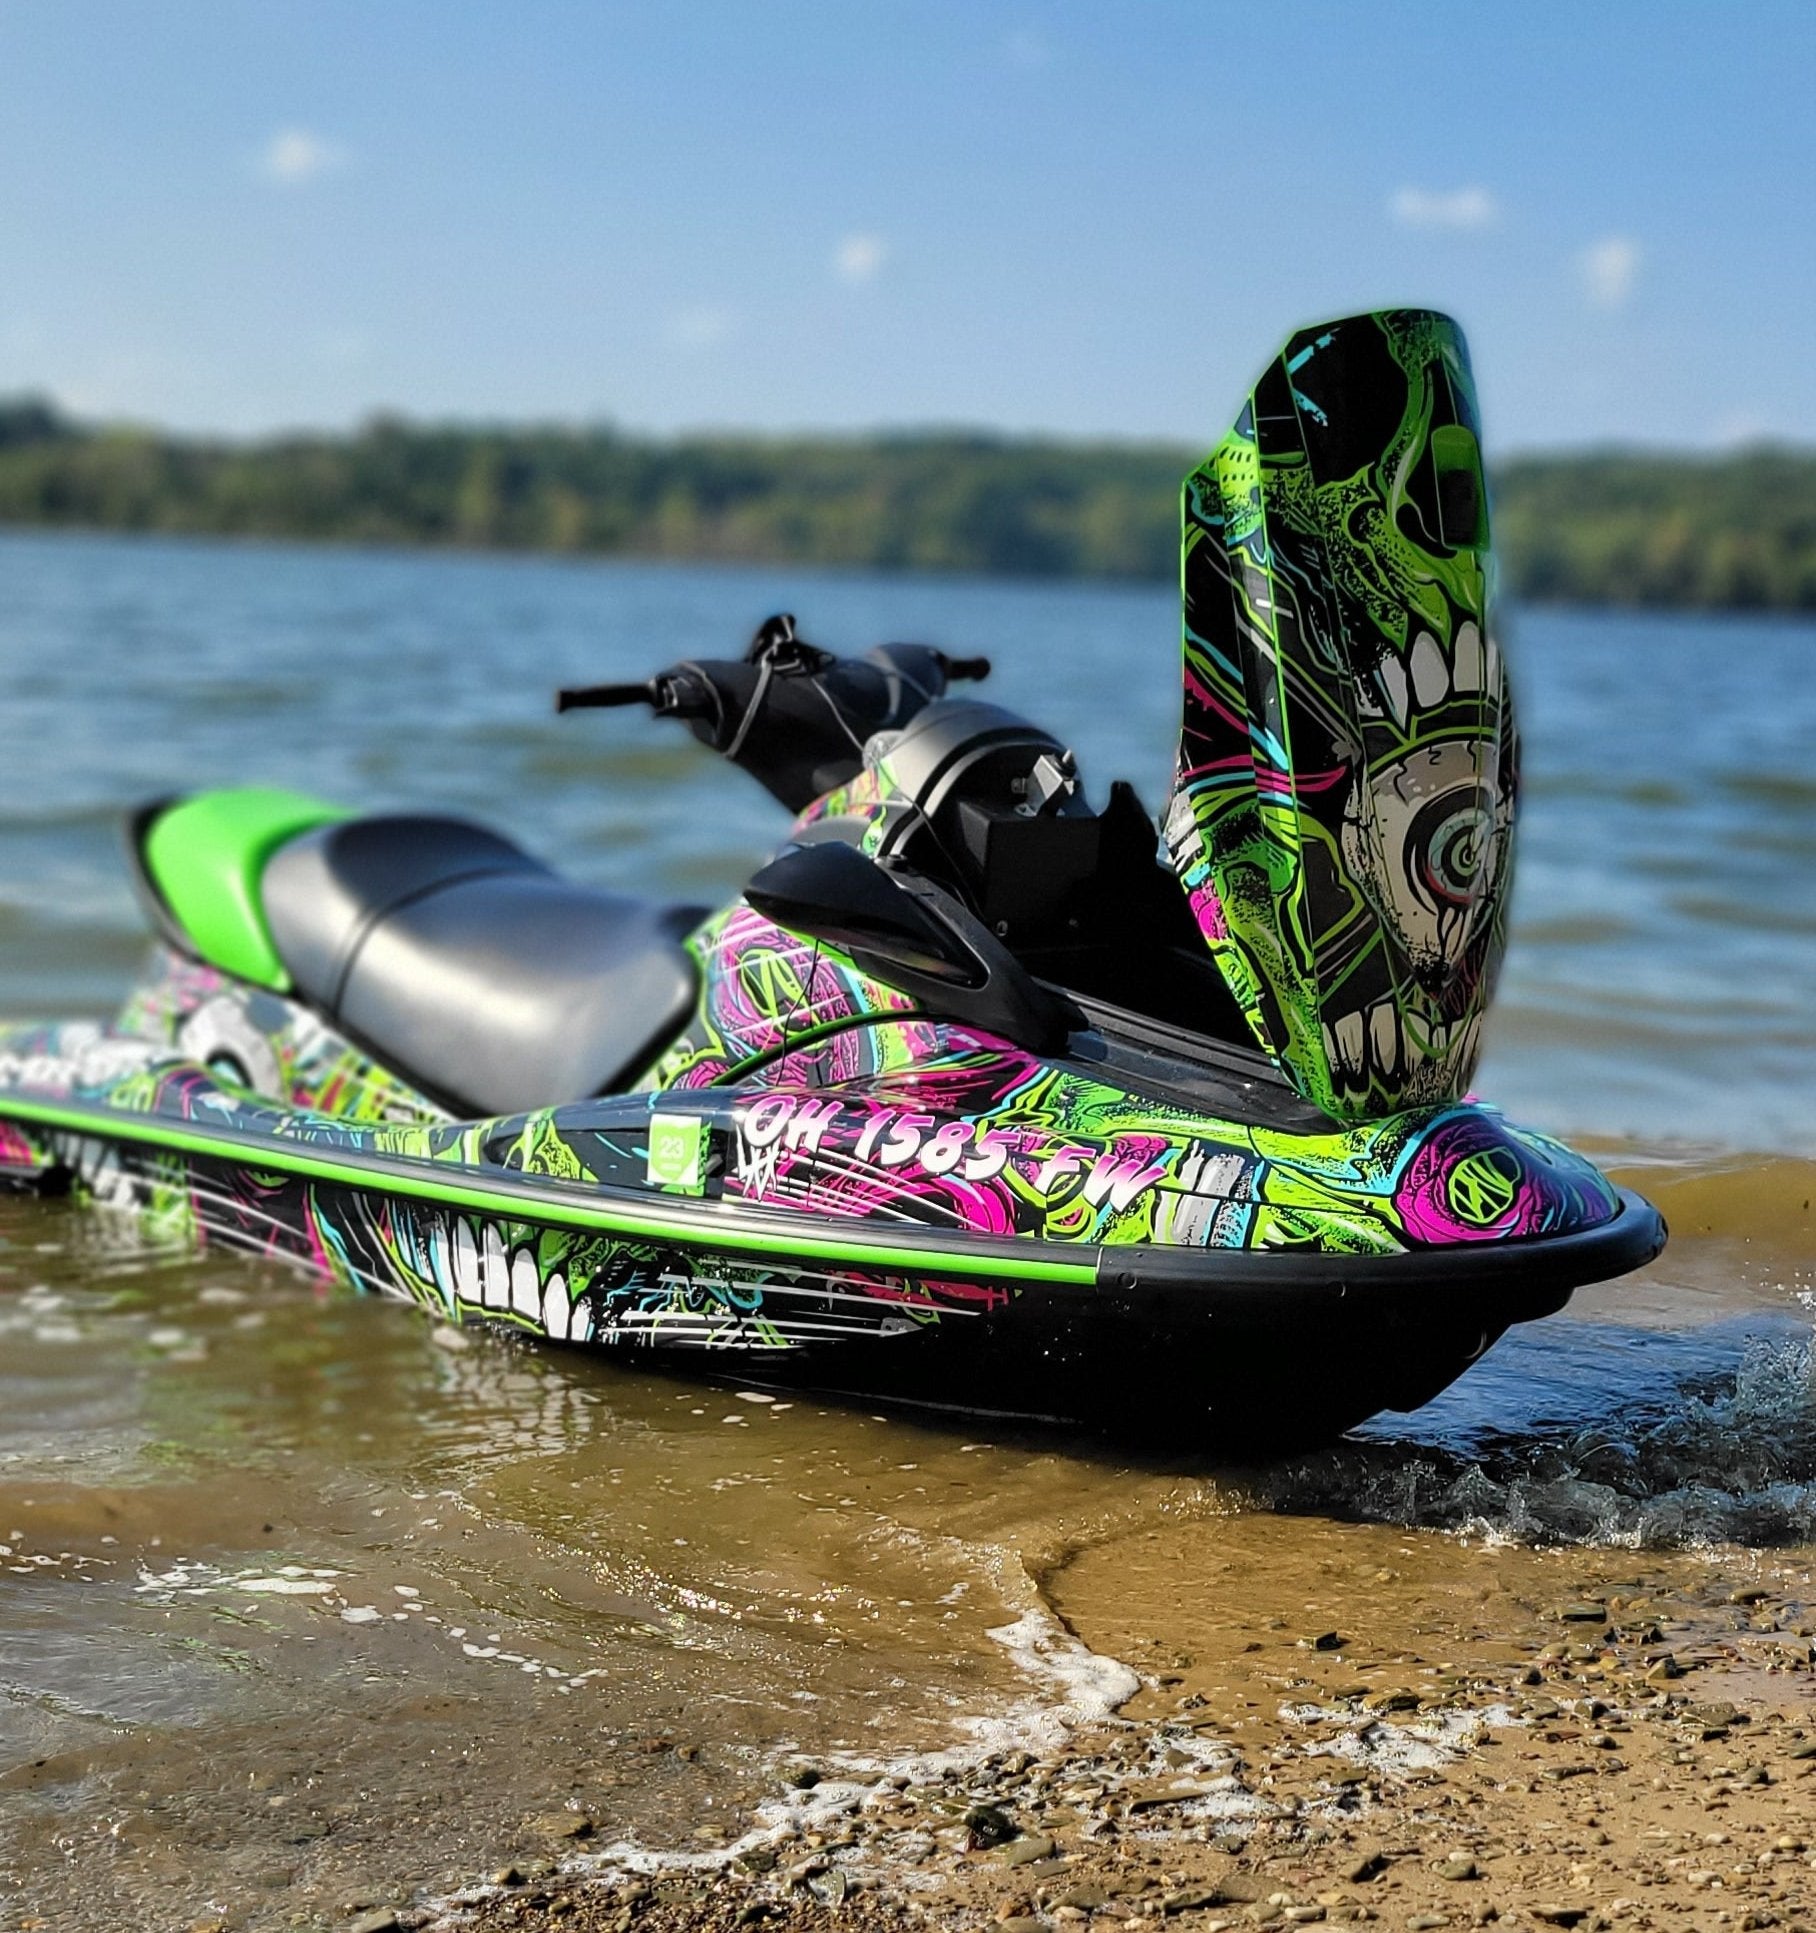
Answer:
[262, 815, 701, 1116]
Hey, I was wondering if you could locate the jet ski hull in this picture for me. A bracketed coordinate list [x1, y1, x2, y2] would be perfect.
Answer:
[0, 1024, 1664, 1447]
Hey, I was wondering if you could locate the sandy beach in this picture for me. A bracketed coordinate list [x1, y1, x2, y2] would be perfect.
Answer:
[392, 1526, 1816, 1933]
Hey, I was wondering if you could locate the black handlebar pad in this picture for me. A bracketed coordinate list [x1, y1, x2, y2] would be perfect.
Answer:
[559, 617, 992, 811]
[666, 643, 949, 810]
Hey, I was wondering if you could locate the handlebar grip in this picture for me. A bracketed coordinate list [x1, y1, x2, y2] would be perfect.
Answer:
[555, 681, 659, 713]
[940, 654, 992, 682]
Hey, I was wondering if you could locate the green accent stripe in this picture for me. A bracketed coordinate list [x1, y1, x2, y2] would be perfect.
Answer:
[0, 1092, 1100, 1287]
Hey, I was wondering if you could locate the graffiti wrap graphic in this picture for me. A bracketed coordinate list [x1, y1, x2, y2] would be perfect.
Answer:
[0, 309, 1650, 1399]
[1166, 310, 1517, 1122]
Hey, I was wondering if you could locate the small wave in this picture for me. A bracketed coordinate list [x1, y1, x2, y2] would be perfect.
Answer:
[1256, 1327, 1816, 1548]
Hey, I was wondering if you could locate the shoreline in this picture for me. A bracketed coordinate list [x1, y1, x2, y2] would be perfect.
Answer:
[404, 1535, 1816, 1933]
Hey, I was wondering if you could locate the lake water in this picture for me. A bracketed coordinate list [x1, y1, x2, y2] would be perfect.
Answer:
[1, 530, 1813, 1928]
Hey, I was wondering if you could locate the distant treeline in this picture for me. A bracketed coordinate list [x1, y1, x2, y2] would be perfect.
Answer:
[0, 396, 1811, 610]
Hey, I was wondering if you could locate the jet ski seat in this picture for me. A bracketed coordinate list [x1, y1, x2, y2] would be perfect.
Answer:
[261, 815, 701, 1116]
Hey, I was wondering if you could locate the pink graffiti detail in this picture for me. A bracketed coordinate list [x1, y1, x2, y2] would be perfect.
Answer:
[727, 1088, 1172, 1239]
[1393, 1112, 1615, 1246]
[1189, 881, 1229, 942]
[850, 1273, 1010, 1314]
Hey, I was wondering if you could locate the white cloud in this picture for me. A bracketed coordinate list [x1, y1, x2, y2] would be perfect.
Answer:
[1711, 408, 1770, 447]
[315, 330, 373, 366]
[1579, 235, 1642, 311]
[1003, 28, 1051, 67]
[668, 306, 736, 349]
[259, 127, 347, 186]
[833, 233, 887, 283]
[1389, 185, 1499, 231]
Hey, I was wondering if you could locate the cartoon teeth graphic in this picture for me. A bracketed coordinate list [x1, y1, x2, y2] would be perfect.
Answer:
[1154, 1143, 1256, 1247]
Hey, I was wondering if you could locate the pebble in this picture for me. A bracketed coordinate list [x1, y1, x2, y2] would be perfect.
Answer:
[526, 1810, 594, 1840]
[998, 1833, 1056, 1867]
[1556, 1602, 1608, 1624]
[964, 1802, 1018, 1846]
[1434, 1855, 1478, 1881]
[347, 1914, 401, 1933]
[1406, 1917, 1449, 1931]
[1362, 1688, 1421, 1713]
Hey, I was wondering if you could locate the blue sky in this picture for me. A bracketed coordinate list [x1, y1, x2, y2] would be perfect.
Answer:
[0, 2, 1808, 451]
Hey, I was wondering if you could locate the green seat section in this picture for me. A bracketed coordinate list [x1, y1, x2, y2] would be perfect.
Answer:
[142, 788, 352, 991]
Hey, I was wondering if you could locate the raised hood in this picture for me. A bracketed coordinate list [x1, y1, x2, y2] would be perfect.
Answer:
[1164, 309, 1517, 1122]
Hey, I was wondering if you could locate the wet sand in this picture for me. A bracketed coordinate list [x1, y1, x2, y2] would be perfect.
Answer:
[437, 1534, 1816, 1933]
[5, 1161, 1816, 1933]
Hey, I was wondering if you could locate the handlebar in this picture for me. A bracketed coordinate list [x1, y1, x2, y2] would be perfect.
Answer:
[555, 671, 715, 718]
[553, 615, 991, 809]
[939, 655, 993, 683]
[556, 649, 989, 717]
[554, 680, 657, 712]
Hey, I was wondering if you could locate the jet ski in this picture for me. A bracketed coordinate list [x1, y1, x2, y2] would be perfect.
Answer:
[0, 310, 1665, 1447]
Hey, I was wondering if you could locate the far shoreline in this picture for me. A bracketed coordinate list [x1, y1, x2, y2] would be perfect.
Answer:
[2, 518, 1814, 623]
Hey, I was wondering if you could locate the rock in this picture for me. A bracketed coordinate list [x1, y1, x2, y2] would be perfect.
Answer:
[999, 1833, 1057, 1867]
[1124, 1780, 1225, 1811]
[348, 1915, 401, 1933]
[965, 1802, 1018, 1845]
[996, 1921, 1045, 1932]
[1729, 1586, 1772, 1605]
[1304, 1632, 1348, 1652]
[1342, 1854, 1385, 1884]
[1406, 1917, 1449, 1931]
[1556, 1602, 1608, 1624]
[1787, 1739, 1816, 1760]
[490, 1865, 525, 1887]
[1531, 1908, 1590, 1927]
[1434, 1855, 1478, 1881]
[1285, 1910, 1326, 1925]
[1644, 1655, 1685, 1682]
[789, 1765, 823, 1789]
[1162, 1886, 1224, 1913]
[1690, 1699, 1744, 1726]
[1362, 1689, 1421, 1713]
[526, 1810, 593, 1840]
